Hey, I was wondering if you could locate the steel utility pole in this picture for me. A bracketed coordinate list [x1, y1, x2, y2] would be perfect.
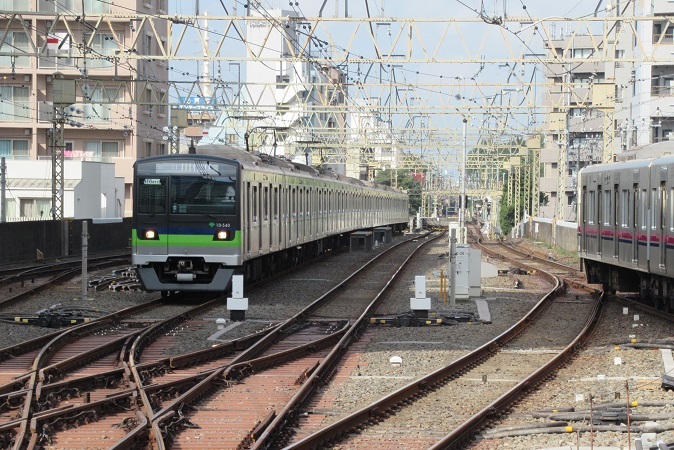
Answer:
[1, 157, 6, 223]
[50, 73, 76, 221]
[459, 117, 467, 243]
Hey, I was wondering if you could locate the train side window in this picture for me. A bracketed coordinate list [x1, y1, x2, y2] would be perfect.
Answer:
[252, 184, 258, 223]
[670, 187, 674, 232]
[650, 188, 658, 230]
[273, 187, 279, 221]
[621, 189, 629, 227]
[587, 190, 595, 225]
[292, 188, 297, 218]
[633, 186, 639, 229]
[641, 188, 647, 230]
[613, 185, 618, 227]
[603, 190, 611, 226]
[297, 188, 301, 218]
[263, 186, 269, 221]
[660, 182, 666, 230]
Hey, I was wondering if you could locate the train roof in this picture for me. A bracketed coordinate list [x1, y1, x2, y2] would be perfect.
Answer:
[579, 158, 653, 175]
[151, 144, 403, 194]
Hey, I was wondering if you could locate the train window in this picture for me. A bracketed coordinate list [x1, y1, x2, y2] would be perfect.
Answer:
[169, 176, 236, 215]
[660, 183, 666, 230]
[603, 190, 611, 226]
[651, 188, 657, 230]
[291, 188, 296, 218]
[641, 189, 647, 230]
[137, 177, 167, 214]
[299, 188, 304, 218]
[252, 185, 258, 223]
[633, 187, 639, 229]
[670, 188, 674, 231]
[587, 190, 595, 225]
[263, 186, 269, 221]
[273, 187, 279, 221]
[613, 186, 618, 227]
[621, 190, 629, 227]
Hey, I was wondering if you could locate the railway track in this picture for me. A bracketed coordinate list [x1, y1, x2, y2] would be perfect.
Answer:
[276, 232, 602, 449]
[0, 232, 437, 449]
[0, 252, 131, 311]
[9, 226, 669, 449]
[145, 231, 442, 450]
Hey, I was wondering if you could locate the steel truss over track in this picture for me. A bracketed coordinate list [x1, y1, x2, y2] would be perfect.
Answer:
[0, 9, 659, 225]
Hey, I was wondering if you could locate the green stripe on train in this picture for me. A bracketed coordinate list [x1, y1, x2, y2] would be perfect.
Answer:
[132, 230, 241, 247]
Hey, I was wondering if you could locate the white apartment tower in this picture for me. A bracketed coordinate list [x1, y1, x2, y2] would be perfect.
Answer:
[204, 8, 348, 174]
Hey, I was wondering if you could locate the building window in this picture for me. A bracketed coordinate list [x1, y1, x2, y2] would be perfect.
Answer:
[160, 143, 166, 155]
[145, 142, 152, 157]
[0, 31, 30, 68]
[0, 139, 29, 158]
[144, 35, 152, 54]
[84, 33, 121, 68]
[83, 141, 119, 159]
[19, 198, 52, 219]
[0, 86, 30, 122]
[157, 90, 167, 116]
[571, 48, 593, 59]
[144, 88, 153, 115]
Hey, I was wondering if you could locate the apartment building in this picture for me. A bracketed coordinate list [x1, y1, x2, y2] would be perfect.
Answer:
[0, 0, 169, 218]
[540, 0, 674, 221]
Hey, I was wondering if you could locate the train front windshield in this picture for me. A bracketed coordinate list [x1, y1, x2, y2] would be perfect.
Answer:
[138, 177, 236, 216]
[136, 160, 237, 217]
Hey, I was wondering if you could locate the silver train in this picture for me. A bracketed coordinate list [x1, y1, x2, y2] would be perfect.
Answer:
[132, 145, 410, 293]
[579, 155, 674, 310]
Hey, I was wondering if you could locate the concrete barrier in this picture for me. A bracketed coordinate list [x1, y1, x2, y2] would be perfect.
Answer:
[0, 218, 132, 265]
[516, 217, 578, 255]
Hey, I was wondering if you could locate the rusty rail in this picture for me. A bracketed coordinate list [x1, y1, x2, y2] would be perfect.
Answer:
[149, 232, 441, 449]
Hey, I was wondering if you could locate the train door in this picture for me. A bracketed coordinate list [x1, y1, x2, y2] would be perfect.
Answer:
[284, 186, 290, 247]
[596, 185, 603, 255]
[296, 187, 301, 244]
[660, 181, 667, 269]
[580, 186, 587, 254]
[245, 181, 251, 255]
[632, 184, 639, 263]
[273, 185, 279, 251]
[613, 185, 619, 259]
[262, 184, 270, 252]
[291, 186, 297, 245]
[252, 183, 260, 254]
[667, 184, 674, 273]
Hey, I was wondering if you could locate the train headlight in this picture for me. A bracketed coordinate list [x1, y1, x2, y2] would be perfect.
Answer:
[214, 230, 228, 241]
[141, 229, 159, 240]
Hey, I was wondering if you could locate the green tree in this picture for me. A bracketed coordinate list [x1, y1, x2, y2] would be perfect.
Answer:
[499, 203, 515, 235]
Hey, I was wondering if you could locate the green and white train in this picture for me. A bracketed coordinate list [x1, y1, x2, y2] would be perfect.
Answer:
[132, 145, 410, 294]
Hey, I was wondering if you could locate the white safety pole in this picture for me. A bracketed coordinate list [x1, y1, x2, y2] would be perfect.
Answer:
[80, 220, 90, 300]
[449, 227, 456, 307]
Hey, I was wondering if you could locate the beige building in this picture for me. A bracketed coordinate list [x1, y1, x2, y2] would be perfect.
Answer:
[0, 0, 169, 217]
[540, 0, 674, 221]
